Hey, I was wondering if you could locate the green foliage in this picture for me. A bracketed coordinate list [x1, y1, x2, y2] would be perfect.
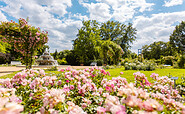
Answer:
[73, 20, 136, 65]
[102, 65, 122, 70]
[177, 55, 185, 68]
[100, 40, 123, 64]
[57, 58, 67, 65]
[65, 50, 78, 65]
[73, 20, 100, 64]
[45, 66, 58, 71]
[170, 21, 185, 53]
[92, 59, 103, 66]
[100, 21, 137, 52]
[123, 59, 156, 71]
[36, 45, 49, 57]
[142, 41, 175, 60]
[161, 56, 174, 66]
[0, 18, 48, 69]
[0, 54, 6, 64]
[83, 59, 103, 66]
[0, 53, 11, 64]
[0, 41, 9, 53]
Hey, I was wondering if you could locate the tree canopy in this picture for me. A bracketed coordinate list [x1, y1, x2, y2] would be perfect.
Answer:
[100, 21, 136, 52]
[170, 21, 185, 54]
[142, 41, 176, 60]
[73, 20, 136, 65]
[0, 18, 48, 69]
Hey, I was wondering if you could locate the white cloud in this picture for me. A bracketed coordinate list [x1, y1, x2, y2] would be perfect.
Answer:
[112, 5, 135, 22]
[46, 19, 82, 52]
[73, 13, 89, 20]
[81, 2, 112, 22]
[163, 0, 183, 7]
[96, 0, 154, 11]
[81, 0, 154, 22]
[0, 11, 7, 21]
[131, 11, 185, 53]
[0, 0, 81, 52]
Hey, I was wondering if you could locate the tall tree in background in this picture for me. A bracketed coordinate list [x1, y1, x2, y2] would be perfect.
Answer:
[170, 21, 185, 54]
[73, 20, 101, 64]
[100, 21, 137, 54]
[73, 20, 136, 65]
[0, 18, 48, 69]
[52, 49, 58, 60]
[142, 41, 175, 59]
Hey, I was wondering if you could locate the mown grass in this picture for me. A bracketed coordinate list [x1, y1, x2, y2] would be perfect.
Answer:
[106, 68, 185, 83]
[0, 70, 61, 79]
[1, 67, 185, 84]
[0, 71, 20, 79]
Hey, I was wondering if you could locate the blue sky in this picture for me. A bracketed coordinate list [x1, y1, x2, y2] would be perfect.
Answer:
[0, 0, 185, 53]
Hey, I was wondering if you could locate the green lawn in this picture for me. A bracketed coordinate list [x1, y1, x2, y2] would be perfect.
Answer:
[1, 67, 185, 84]
[0, 70, 61, 79]
[106, 68, 185, 83]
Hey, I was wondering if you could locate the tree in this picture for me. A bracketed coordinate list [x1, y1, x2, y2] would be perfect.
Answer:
[100, 21, 137, 54]
[73, 20, 101, 64]
[99, 40, 123, 64]
[73, 20, 136, 65]
[36, 45, 49, 57]
[0, 18, 48, 69]
[52, 49, 58, 60]
[142, 41, 175, 60]
[0, 41, 9, 53]
[66, 50, 78, 65]
[170, 21, 185, 54]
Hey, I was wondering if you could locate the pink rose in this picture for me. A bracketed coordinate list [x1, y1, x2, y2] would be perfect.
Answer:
[120, 72, 123, 75]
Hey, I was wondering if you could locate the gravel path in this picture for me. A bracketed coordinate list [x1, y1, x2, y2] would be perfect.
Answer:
[0, 66, 93, 77]
[0, 66, 25, 76]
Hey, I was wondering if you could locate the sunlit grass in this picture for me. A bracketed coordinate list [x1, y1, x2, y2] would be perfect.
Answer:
[1, 67, 185, 84]
[106, 68, 185, 83]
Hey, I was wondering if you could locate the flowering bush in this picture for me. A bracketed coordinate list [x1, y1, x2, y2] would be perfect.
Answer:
[124, 60, 156, 71]
[0, 67, 184, 114]
[0, 18, 48, 69]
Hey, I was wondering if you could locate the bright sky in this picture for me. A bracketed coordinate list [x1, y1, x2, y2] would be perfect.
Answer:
[0, 0, 185, 53]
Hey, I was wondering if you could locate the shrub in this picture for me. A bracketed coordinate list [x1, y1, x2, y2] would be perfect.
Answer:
[45, 66, 58, 71]
[154, 59, 161, 65]
[123, 60, 156, 71]
[177, 55, 185, 68]
[0, 53, 11, 64]
[0, 54, 6, 64]
[161, 56, 174, 66]
[94, 59, 103, 66]
[57, 58, 67, 65]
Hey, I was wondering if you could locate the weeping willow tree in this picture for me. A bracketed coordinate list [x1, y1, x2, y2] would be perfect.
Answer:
[99, 40, 123, 65]
[73, 20, 136, 65]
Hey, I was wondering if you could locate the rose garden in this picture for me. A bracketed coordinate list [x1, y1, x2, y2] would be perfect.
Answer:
[0, 18, 185, 114]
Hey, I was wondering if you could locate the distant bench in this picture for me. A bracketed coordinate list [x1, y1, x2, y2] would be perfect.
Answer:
[11, 61, 22, 65]
[90, 62, 97, 66]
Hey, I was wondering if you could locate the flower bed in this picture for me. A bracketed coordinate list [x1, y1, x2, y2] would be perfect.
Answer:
[0, 67, 184, 113]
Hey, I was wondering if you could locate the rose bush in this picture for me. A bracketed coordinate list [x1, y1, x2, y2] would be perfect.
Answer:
[0, 66, 184, 114]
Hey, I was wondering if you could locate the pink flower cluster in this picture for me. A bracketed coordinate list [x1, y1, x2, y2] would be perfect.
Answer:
[134, 72, 151, 87]
[0, 66, 184, 113]
[0, 87, 23, 114]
